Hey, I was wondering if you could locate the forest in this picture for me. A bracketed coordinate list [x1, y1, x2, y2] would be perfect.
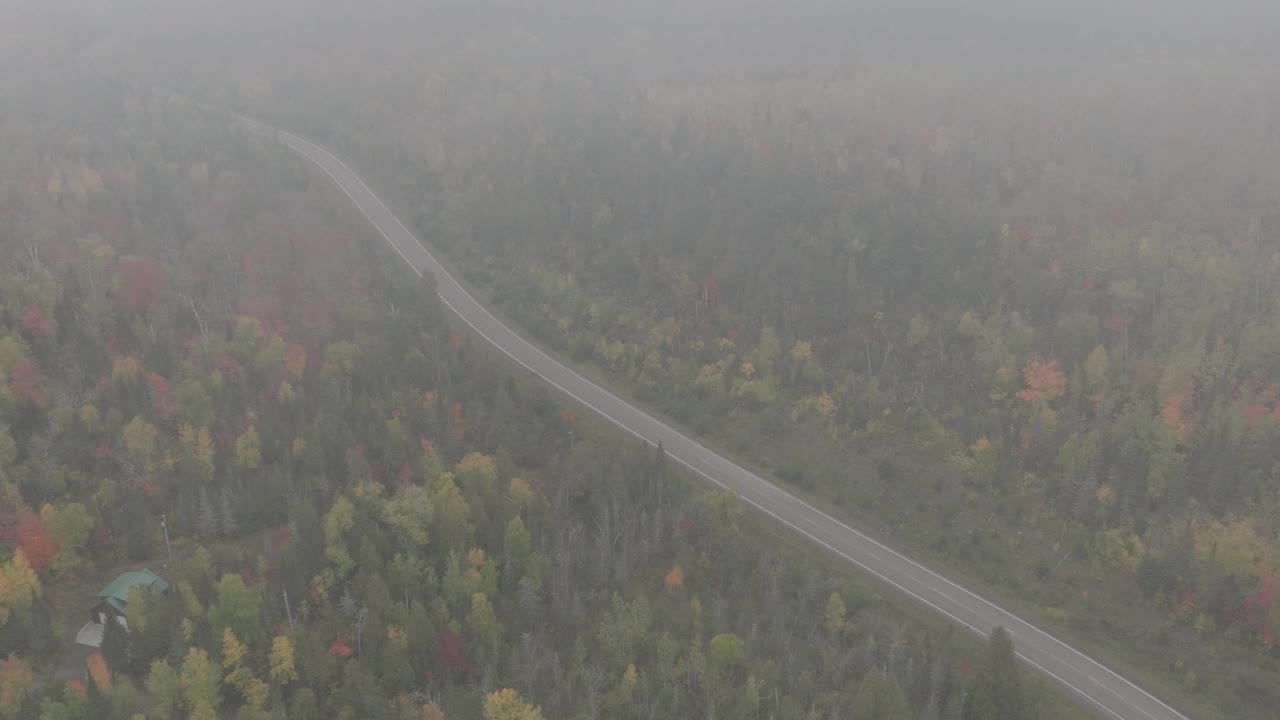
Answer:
[0, 16, 1057, 720]
[5, 0, 1280, 718]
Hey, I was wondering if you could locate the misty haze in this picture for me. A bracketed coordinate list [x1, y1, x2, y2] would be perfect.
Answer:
[1, 2, 1279, 719]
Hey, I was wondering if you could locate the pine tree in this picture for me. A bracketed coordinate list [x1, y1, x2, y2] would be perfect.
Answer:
[197, 488, 218, 539]
[100, 615, 131, 680]
[85, 674, 111, 720]
[650, 440, 668, 508]
[220, 487, 239, 537]
[290, 687, 319, 720]
[485, 381, 519, 457]
[852, 672, 910, 720]
[965, 626, 1026, 720]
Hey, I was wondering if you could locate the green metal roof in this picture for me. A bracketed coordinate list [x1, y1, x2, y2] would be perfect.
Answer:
[93, 569, 169, 616]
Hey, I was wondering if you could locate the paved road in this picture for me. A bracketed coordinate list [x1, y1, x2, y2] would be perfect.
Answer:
[240, 116, 1191, 720]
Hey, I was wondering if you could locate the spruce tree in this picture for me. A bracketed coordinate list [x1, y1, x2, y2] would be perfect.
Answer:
[219, 486, 239, 537]
[100, 616, 131, 680]
[965, 626, 1025, 720]
[197, 487, 218, 539]
[852, 672, 910, 720]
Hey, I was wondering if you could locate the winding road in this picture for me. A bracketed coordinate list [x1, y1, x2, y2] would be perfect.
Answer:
[240, 116, 1191, 720]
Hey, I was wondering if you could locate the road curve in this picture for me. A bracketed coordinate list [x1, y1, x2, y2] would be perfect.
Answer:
[240, 116, 1191, 720]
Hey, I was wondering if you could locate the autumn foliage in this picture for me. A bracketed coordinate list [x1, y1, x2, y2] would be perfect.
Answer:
[664, 565, 684, 593]
[119, 256, 166, 313]
[285, 344, 308, 379]
[483, 688, 545, 720]
[8, 358, 46, 405]
[11, 13, 1280, 718]
[418, 703, 446, 720]
[1158, 367, 1196, 445]
[1244, 565, 1278, 649]
[0, 550, 42, 624]
[452, 402, 467, 442]
[1017, 357, 1065, 404]
[146, 372, 175, 419]
[435, 627, 470, 675]
[14, 514, 56, 572]
[18, 306, 51, 337]
[0, 655, 33, 715]
[86, 651, 112, 694]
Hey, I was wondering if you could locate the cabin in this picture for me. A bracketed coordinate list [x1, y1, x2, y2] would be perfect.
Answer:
[77, 568, 170, 647]
[88, 568, 169, 631]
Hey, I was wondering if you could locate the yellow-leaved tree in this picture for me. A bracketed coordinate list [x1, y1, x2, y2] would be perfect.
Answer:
[482, 688, 544, 720]
[178, 647, 222, 720]
[0, 550, 41, 624]
[269, 635, 298, 683]
[234, 425, 262, 471]
[824, 592, 847, 636]
[123, 415, 158, 471]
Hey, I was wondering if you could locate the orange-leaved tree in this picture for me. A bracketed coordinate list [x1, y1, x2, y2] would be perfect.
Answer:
[87, 651, 111, 694]
[1017, 357, 1065, 404]
[14, 514, 56, 573]
[664, 565, 684, 593]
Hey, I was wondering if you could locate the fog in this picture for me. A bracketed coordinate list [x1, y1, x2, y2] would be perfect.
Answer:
[9, 0, 1280, 81]
[3, 2, 1280, 719]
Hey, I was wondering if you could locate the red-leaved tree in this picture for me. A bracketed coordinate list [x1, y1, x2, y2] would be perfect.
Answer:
[15, 514, 57, 572]
[435, 627, 470, 675]
[119, 257, 166, 313]
[1244, 564, 1278, 649]
[18, 306, 51, 337]
[8, 358, 47, 405]
[451, 403, 467, 443]
[145, 372, 175, 420]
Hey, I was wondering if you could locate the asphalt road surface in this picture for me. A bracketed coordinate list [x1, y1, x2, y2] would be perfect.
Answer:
[241, 116, 1192, 720]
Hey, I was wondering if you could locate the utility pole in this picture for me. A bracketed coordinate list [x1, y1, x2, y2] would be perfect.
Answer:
[159, 514, 173, 567]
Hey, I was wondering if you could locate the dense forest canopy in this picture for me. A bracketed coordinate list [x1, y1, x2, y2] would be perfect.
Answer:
[0, 67, 1057, 720]
[4, 0, 1280, 718]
